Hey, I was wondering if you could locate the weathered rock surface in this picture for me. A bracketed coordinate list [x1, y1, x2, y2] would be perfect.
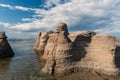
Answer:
[34, 31, 53, 52]
[34, 22, 120, 76]
[77, 34, 120, 75]
[42, 23, 73, 74]
[0, 32, 14, 58]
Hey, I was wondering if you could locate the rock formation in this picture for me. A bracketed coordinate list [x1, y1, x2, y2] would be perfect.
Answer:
[77, 34, 120, 76]
[42, 23, 73, 74]
[0, 32, 14, 58]
[34, 31, 53, 52]
[34, 22, 120, 76]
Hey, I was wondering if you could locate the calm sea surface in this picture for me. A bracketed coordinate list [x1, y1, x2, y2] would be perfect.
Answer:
[0, 39, 119, 80]
[0, 39, 46, 80]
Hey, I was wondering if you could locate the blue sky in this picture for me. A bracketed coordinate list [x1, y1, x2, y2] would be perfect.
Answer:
[0, 0, 120, 39]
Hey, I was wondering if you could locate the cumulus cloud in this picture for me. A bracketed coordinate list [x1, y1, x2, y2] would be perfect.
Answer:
[21, 18, 32, 22]
[0, 22, 38, 38]
[22, 0, 120, 32]
[0, 22, 11, 28]
[0, 4, 37, 11]
[44, 0, 60, 8]
[43, 0, 71, 9]
[0, 0, 120, 38]
[95, 18, 120, 33]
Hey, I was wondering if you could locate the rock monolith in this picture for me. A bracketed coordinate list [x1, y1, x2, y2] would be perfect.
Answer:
[34, 22, 120, 76]
[0, 32, 14, 58]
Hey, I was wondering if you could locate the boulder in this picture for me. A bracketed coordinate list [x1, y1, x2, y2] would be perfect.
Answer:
[0, 32, 14, 58]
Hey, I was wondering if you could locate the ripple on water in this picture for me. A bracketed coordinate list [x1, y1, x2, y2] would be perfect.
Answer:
[1, 40, 120, 80]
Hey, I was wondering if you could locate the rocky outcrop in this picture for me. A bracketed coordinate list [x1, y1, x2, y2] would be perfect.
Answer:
[78, 34, 120, 75]
[34, 22, 120, 76]
[42, 23, 73, 74]
[0, 32, 14, 58]
[34, 31, 53, 52]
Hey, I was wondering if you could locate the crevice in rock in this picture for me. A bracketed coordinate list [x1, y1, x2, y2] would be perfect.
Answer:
[115, 46, 120, 69]
[51, 59, 56, 76]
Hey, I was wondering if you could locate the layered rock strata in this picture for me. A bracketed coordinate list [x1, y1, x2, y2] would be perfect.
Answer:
[77, 34, 120, 75]
[34, 22, 120, 76]
[34, 31, 53, 52]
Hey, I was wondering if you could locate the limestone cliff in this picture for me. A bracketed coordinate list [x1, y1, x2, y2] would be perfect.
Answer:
[0, 32, 14, 58]
[34, 22, 120, 76]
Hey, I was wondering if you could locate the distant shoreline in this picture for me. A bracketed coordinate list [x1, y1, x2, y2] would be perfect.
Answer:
[8, 38, 35, 41]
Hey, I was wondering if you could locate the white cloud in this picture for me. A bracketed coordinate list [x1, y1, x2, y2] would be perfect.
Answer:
[0, 4, 37, 11]
[44, 0, 71, 8]
[11, 22, 42, 31]
[6, 30, 37, 39]
[0, 4, 14, 9]
[14, 6, 33, 11]
[95, 18, 120, 34]
[0, 22, 11, 28]
[44, 0, 60, 8]
[32, 0, 120, 33]
[0, 22, 38, 38]
[21, 18, 32, 22]
[0, 0, 120, 38]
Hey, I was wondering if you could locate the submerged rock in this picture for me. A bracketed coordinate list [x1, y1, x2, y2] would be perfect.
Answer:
[0, 32, 14, 58]
[34, 22, 120, 76]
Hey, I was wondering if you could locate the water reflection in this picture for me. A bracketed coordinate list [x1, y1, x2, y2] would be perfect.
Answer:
[1, 39, 119, 80]
[0, 58, 12, 75]
[34, 50, 45, 62]
[0, 39, 42, 80]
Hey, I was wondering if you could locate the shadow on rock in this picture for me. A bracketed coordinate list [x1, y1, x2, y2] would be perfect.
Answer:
[115, 46, 120, 69]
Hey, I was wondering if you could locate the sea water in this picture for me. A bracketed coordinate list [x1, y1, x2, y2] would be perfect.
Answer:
[0, 39, 119, 80]
[0, 39, 45, 80]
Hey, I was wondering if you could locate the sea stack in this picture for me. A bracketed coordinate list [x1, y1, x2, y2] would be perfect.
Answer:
[0, 32, 14, 58]
[34, 22, 120, 76]
[42, 23, 73, 74]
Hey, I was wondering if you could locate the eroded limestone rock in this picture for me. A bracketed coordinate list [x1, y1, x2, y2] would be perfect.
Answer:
[42, 23, 73, 74]
[55, 22, 69, 36]
[34, 31, 53, 52]
[0, 32, 14, 58]
[34, 22, 120, 76]
[42, 32, 59, 74]
[77, 34, 120, 75]
[54, 31, 73, 74]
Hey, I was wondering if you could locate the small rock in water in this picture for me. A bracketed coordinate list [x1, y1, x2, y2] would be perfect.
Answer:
[0, 32, 14, 58]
